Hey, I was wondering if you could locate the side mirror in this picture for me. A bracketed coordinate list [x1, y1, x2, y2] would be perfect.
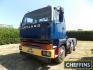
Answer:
[59, 8, 63, 22]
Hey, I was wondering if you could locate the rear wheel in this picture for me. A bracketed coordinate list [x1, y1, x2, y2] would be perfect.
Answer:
[72, 41, 75, 51]
[55, 45, 65, 63]
[72, 39, 77, 51]
[68, 41, 74, 53]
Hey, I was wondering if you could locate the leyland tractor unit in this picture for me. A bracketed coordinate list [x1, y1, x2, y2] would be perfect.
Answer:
[19, 6, 77, 63]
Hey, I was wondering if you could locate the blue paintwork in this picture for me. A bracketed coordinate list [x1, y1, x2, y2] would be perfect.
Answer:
[20, 6, 67, 42]
[20, 20, 67, 40]
[50, 20, 67, 40]
[20, 22, 51, 40]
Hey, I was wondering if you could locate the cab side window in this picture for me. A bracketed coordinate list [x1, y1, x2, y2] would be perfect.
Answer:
[53, 10, 59, 23]
[53, 8, 64, 23]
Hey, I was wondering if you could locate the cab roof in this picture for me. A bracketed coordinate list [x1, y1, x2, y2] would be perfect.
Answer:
[25, 6, 52, 18]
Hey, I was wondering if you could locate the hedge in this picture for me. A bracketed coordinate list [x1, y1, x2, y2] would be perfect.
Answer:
[0, 28, 20, 45]
[67, 31, 93, 41]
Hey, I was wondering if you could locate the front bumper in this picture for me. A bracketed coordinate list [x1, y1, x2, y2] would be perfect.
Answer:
[19, 46, 55, 58]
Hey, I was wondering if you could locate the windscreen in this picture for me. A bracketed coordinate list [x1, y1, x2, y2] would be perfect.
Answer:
[23, 16, 50, 24]
[22, 6, 52, 24]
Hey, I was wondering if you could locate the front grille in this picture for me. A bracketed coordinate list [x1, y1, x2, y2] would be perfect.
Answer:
[26, 45, 41, 49]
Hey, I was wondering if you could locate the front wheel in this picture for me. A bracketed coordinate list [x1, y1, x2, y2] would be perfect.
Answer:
[55, 45, 65, 63]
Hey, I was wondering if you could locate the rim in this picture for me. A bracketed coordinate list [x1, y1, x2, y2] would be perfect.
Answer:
[71, 42, 74, 51]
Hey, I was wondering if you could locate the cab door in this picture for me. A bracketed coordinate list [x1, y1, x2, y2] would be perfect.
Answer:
[52, 8, 66, 39]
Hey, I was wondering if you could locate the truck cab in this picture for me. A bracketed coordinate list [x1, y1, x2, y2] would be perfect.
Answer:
[19, 6, 77, 63]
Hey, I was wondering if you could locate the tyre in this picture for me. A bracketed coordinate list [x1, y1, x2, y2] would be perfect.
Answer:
[55, 45, 65, 63]
[66, 39, 74, 54]
[68, 41, 74, 53]
[72, 41, 75, 51]
[72, 39, 77, 51]
[69, 44, 73, 53]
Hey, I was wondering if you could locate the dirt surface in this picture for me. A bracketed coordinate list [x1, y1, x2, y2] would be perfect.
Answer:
[0, 41, 93, 70]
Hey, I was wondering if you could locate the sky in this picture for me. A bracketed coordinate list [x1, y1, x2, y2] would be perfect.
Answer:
[0, 0, 93, 30]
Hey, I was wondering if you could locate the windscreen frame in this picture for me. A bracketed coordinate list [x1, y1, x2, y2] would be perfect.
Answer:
[22, 6, 52, 24]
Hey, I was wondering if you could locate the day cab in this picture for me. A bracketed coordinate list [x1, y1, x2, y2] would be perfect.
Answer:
[19, 6, 77, 63]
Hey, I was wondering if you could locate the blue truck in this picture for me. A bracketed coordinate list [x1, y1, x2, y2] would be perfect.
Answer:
[19, 6, 77, 63]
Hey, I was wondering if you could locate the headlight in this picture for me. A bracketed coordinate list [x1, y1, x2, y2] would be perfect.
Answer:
[42, 51, 51, 57]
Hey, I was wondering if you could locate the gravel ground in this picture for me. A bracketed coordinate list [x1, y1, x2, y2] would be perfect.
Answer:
[0, 41, 93, 70]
